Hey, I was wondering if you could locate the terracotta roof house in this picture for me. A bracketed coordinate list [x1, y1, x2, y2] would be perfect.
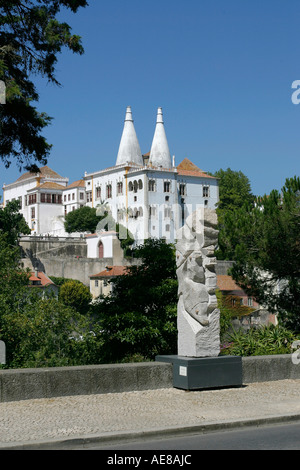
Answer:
[217, 274, 277, 328]
[217, 274, 259, 308]
[89, 265, 129, 298]
[28, 271, 58, 297]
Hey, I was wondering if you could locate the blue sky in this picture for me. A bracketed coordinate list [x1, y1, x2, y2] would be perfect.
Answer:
[1, 0, 300, 197]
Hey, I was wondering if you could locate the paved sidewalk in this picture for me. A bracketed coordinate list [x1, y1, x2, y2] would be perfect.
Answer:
[1, 379, 300, 449]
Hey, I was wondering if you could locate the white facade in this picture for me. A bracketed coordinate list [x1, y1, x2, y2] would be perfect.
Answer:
[2, 167, 69, 235]
[84, 107, 219, 244]
[63, 180, 86, 216]
[2, 107, 219, 243]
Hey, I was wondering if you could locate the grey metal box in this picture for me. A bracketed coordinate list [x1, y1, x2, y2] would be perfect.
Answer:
[156, 355, 243, 390]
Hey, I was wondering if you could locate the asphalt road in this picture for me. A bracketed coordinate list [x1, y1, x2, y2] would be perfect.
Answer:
[88, 421, 300, 451]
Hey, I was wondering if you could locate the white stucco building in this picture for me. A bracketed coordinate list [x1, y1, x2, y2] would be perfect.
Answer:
[2, 106, 219, 243]
[84, 106, 219, 243]
[2, 166, 69, 235]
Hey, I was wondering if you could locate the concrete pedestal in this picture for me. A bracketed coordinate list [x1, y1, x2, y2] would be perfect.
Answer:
[156, 355, 243, 391]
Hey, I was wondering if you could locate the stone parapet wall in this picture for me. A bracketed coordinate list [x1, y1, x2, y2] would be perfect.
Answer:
[1, 355, 300, 403]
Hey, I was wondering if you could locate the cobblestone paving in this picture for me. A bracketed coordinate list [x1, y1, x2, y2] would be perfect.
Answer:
[1, 379, 300, 445]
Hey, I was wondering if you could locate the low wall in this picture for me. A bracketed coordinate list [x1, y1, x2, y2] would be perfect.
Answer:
[0, 362, 173, 403]
[0, 355, 299, 403]
[242, 355, 300, 383]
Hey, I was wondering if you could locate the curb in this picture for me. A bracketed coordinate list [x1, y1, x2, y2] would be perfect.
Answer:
[1, 413, 300, 450]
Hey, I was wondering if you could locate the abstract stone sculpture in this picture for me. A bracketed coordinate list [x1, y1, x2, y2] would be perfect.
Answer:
[176, 208, 220, 357]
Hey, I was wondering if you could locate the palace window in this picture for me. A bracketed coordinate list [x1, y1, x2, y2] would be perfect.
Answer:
[98, 242, 104, 259]
[96, 187, 101, 199]
[164, 181, 170, 193]
[148, 179, 155, 191]
[203, 186, 209, 198]
[86, 191, 92, 203]
[28, 194, 37, 205]
[117, 182, 123, 195]
[179, 184, 186, 196]
[106, 184, 112, 199]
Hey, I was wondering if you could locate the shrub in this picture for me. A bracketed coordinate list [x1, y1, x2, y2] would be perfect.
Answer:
[221, 324, 300, 357]
[59, 279, 92, 314]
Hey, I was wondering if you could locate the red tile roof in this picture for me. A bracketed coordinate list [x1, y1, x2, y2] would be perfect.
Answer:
[90, 266, 129, 278]
[177, 158, 215, 179]
[28, 272, 56, 287]
[15, 166, 64, 183]
[36, 182, 66, 190]
[217, 275, 244, 292]
[65, 180, 85, 189]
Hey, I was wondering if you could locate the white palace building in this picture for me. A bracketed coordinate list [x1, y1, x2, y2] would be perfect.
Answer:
[2, 107, 219, 244]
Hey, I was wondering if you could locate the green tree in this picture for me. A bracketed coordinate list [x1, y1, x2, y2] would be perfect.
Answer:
[0, 232, 101, 368]
[0, 232, 29, 321]
[92, 239, 178, 363]
[213, 168, 254, 214]
[59, 279, 92, 314]
[64, 206, 100, 233]
[222, 176, 300, 330]
[0, 0, 88, 171]
[0, 199, 30, 244]
[0, 293, 97, 368]
[64, 205, 134, 254]
[211, 168, 254, 259]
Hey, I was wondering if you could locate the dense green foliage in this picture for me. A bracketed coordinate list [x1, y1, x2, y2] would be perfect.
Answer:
[0, 0, 88, 171]
[221, 324, 300, 357]
[59, 279, 92, 314]
[0, 232, 100, 368]
[0, 199, 30, 244]
[222, 177, 300, 329]
[210, 168, 254, 260]
[64, 206, 100, 233]
[1, 293, 94, 368]
[0, 236, 179, 368]
[91, 239, 178, 363]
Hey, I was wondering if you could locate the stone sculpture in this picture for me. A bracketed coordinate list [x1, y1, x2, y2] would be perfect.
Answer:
[176, 208, 220, 357]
